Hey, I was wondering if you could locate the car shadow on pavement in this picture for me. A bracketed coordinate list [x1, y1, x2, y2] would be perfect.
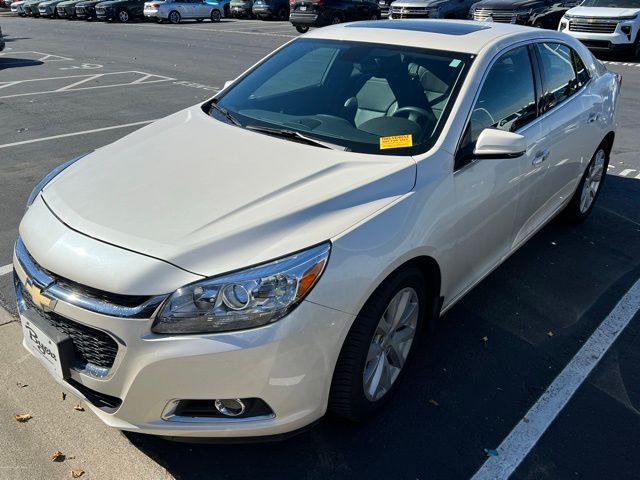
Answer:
[0, 58, 44, 70]
[125, 175, 640, 480]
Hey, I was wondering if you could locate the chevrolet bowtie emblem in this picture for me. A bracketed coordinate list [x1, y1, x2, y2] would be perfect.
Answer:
[24, 279, 56, 312]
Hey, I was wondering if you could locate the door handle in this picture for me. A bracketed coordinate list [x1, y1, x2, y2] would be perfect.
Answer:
[532, 149, 549, 165]
[587, 112, 599, 123]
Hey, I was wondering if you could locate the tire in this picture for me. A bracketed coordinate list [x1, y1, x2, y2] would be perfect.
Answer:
[295, 25, 308, 33]
[562, 139, 609, 223]
[117, 8, 129, 22]
[328, 267, 427, 421]
[210, 9, 220, 21]
[168, 9, 180, 23]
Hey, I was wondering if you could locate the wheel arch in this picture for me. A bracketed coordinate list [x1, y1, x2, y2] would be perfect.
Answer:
[603, 131, 615, 153]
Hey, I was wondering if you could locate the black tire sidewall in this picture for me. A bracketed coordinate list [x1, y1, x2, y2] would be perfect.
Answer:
[329, 267, 427, 421]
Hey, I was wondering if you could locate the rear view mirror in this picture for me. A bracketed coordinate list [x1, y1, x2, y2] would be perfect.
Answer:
[473, 128, 526, 159]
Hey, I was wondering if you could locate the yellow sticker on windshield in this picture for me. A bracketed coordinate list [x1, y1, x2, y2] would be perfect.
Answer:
[380, 134, 413, 150]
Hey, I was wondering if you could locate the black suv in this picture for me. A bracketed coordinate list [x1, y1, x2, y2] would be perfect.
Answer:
[253, 0, 290, 19]
[290, 0, 380, 32]
[96, 0, 145, 21]
[469, 0, 578, 29]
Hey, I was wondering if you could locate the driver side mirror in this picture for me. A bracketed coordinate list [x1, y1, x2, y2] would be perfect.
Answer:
[473, 129, 526, 159]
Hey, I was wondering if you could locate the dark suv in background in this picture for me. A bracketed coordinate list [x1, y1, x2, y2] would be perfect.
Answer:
[95, 0, 145, 21]
[290, 0, 380, 32]
[469, 0, 577, 28]
[252, 0, 290, 19]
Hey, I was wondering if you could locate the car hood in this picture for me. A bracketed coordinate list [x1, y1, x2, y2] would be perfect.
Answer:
[472, 0, 543, 8]
[42, 105, 416, 277]
[565, 6, 640, 17]
[391, 0, 443, 7]
[98, 0, 125, 5]
[76, 1, 102, 6]
[40, 0, 62, 6]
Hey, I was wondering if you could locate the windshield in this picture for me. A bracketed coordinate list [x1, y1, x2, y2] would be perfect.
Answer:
[211, 39, 472, 155]
[580, 0, 640, 7]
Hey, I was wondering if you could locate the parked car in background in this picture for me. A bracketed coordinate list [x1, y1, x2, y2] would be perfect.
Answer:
[389, 0, 475, 19]
[253, 0, 289, 20]
[11, 0, 28, 14]
[559, 0, 640, 59]
[143, 0, 223, 22]
[56, 0, 83, 16]
[23, 0, 45, 16]
[377, 0, 392, 16]
[38, 0, 66, 16]
[75, 0, 102, 18]
[229, 0, 253, 17]
[290, 0, 380, 33]
[95, 0, 145, 21]
[470, 0, 577, 28]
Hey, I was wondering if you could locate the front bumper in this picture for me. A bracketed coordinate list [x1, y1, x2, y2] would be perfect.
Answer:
[56, 5, 73, 16]
[290, 11, 320, 26]
[38, 5, 54, 15]
[143, 7, 159, 17]
[11, 4, 25, 13]
[95, 6, 113, 18]
[252, 5, 273, 16]
[13, 201, 352, 438]
[230, 5, 251, 15]
[75, 5, 96, 17]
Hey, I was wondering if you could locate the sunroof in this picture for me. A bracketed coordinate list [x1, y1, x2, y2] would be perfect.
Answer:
[345, 20, 491, 35]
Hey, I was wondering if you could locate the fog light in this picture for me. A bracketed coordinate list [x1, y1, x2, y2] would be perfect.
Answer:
[559, 22, 567, 31]
[214, 398, 246, 417]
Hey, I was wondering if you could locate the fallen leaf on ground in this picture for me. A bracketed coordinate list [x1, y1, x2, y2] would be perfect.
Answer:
[484, 448, 499, 457]
[73, 405, 85, 412]
[70, 468, 84, 478]
[62, 392, 66, 401]
[15, 413, 32, 422]
[51, 451, 65, 462]
[16, 382, 28, 388]
[547, 331, 554, 337]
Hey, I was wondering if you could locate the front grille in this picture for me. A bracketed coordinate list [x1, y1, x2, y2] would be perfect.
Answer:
[569, 18, 618, 33]
[473, 8, 515, 23]
[22, 289, 119, 370]
[390, 6, 432, 18]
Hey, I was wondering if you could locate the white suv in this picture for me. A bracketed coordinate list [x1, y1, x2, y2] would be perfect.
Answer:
[559, 0, 640, 59]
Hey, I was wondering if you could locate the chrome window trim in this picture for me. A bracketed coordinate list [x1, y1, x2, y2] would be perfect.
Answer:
[15, 237, 168, 319]
[453, 38, 592, 172]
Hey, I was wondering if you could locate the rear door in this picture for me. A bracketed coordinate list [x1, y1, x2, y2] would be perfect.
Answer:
[452, 45, 545, 294]
[513, 41, 595, 242]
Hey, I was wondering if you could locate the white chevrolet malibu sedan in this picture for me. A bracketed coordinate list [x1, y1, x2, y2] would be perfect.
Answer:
[14, 20, 620, 439]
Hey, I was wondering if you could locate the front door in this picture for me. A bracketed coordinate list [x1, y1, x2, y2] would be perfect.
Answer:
[451, 45, 544, 298]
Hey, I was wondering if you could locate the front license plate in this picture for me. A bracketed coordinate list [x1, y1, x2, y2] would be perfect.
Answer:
[21, 311, 72, 380]
[299, 5, 306, 10]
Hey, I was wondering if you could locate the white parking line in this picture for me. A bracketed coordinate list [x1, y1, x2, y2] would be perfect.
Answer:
[0, 51, 73, 62]
[0, 120, 157, 149]
[472, 278, 640, 480]
[0, 264, 12, 277]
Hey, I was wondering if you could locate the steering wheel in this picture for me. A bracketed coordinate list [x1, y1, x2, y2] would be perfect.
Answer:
[391, 106, 436, 130]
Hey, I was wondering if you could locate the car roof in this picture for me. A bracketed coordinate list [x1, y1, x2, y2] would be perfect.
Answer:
[304, 19, 564, 55]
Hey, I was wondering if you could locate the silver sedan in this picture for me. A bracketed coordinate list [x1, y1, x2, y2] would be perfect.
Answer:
[143, 0, 224, 23]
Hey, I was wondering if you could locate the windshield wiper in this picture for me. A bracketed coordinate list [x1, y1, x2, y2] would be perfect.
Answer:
[245, 125, 348, 151]
[209, 100, 241, 127]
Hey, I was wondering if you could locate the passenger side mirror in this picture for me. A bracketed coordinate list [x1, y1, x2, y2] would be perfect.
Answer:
[473, 129, 526, 159]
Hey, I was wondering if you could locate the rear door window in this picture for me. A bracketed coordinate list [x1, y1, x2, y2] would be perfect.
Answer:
[535, 43, 582, 110]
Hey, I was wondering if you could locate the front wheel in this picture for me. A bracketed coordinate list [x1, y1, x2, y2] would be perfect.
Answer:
[117, 9, 130, 21]
[328, 267, 426, 421]
[168, 9, 180, 23]
[295, 25, 308, 33]
[210, 9, 221, 21]
[563, 140, 609, 223]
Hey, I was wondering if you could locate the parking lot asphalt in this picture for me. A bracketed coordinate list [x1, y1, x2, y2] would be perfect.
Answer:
[1, 14, 640, 480]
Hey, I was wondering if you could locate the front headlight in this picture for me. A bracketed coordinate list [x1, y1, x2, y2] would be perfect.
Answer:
[152, 243, 331, 334]
[26, 154, 87, 209]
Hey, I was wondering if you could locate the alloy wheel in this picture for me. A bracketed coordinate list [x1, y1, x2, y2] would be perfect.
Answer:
[211, 9, 220, 21]
[363, 287, 419, 402]
[169, 10, 180, 22]
[118, 9, 129, 21]
[579, 148, 605, 213]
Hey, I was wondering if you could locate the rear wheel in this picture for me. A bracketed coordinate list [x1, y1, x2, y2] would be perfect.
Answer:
[210, 9, 221, 21]
[563, 140, 609, 223]
[328, 267, 427, 421]
[168, 9, 180, 23]
[117, 8, 130, 21]
[295, 25, 308, 33]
